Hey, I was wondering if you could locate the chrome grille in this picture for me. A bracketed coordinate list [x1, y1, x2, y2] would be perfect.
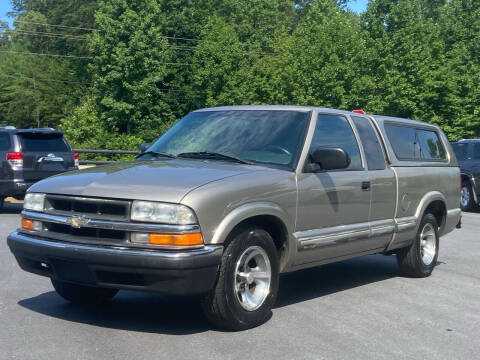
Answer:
[45, 222, 127, 241]
[38, 195, 131, 245]
[45, 195, 130, 221]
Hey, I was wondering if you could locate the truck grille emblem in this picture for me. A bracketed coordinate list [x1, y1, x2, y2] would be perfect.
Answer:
[66, 215, 89, 229]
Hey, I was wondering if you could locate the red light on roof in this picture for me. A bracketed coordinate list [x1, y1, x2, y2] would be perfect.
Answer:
[352, 109, 366, 114]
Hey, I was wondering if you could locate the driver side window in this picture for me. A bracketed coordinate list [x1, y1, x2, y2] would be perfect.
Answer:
[310, 114, 362, 170]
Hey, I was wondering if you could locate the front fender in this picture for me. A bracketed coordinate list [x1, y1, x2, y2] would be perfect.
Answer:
[210, 201, 294, 245]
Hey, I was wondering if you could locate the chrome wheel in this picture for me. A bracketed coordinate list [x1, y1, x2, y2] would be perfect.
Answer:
[420, 223, 437, 266]
[460, 186, 470, 208]
[234, 246, 271, 311]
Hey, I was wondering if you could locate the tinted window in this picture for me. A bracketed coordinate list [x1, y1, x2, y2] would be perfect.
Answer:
[310, 114, 362, 169]
[20, 135, 69, 152]
[0, 133, 11, 151]
[416, 129, 446, 160]
[385, 124, 420, 160]
[147, 110, 309, 169]
[451, 143, 468, 160]
[473, 143, 480, 160]
[352, 116, 386, 170]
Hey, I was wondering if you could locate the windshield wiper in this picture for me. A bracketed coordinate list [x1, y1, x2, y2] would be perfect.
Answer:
[177, 151, 252, 164]
[136, 151, 176, 159]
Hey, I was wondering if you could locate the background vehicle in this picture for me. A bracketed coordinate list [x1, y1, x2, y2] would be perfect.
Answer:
[7, 107, 461, 330]
[0, 127, 78, 210]
[450, 139, 480, 211]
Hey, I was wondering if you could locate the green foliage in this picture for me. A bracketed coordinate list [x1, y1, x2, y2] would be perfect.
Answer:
[1, 0, 480, 146]
[60, 97, 141, 160]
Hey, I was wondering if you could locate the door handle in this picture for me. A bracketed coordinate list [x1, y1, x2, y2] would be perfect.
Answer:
[362, 181, 371, 191]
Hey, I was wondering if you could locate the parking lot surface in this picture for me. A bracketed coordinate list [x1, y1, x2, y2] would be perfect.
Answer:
[1, 202, 479, 360]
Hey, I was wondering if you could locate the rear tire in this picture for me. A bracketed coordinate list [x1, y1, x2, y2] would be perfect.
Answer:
[460, 181, 476, 212]
[51, 279, 118, 305]
[397, 213, 439, 277]
[0, 197, 4, 211]
[201, 227, 279, 331]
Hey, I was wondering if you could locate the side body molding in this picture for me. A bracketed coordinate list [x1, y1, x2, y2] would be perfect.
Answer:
[386, 191, 448, 251]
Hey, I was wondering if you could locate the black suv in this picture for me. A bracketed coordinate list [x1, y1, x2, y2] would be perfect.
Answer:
[451, 139, 480, 211]
[0, 127, 78, 209]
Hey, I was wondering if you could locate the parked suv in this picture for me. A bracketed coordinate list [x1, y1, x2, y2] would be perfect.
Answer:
[0, 127, 78, 209]
[450, 139, 480, 211]
[7, 106, 461, 330]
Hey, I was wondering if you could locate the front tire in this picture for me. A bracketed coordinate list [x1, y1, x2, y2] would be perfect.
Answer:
[201, 227, 279, 331]
[51, 279, 118, 305]
[460, 181, 476, 212]
[397, 213, 439, 277]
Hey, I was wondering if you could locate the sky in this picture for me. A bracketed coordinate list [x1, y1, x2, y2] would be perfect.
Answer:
[347, 0, 369, 13]
[0, 0, 369, 29]
[0, 0, 13, 27]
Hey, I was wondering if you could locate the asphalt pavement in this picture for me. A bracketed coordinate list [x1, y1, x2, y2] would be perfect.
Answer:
[1, 202, 479, 360]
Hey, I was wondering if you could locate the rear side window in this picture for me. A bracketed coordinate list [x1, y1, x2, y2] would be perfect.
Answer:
[311, 114, 362, 169]
[20, 135, 69, 152]
[384, 124, 420, 160]
[352, 116, 386, 170]
[0, 133, 11, 151]
[416, 129, 446, 160]
[451, 143, 468, 160]
[385, 124, 446, 161]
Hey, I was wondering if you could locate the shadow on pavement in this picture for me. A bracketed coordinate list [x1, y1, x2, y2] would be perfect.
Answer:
[18, 254, 399, 334]
[1, 202, 23, 214]
[275, 254, 398, 308]
[19, 290, 212, 335]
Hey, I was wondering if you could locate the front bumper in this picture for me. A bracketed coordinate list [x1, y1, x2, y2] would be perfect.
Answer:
[7, 231, 223, 295]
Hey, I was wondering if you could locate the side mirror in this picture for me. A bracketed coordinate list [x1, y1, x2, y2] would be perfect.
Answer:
[139, 142, 151, 153]
[307, 147, 350, 172]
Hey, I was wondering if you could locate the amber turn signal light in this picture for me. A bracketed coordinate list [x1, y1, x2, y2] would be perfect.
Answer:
[21, 218, 42, 231]
[149, 232, 203, 246]
[22, 218, 34, 230]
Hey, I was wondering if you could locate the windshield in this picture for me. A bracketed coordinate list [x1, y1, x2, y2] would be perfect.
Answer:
[145, 110, 310, 169]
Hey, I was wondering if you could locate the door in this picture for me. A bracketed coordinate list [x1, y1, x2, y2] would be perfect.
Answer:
[18, 132, 75, 182]
[351, 116, 396, 248]
[295, 113, 372, 265]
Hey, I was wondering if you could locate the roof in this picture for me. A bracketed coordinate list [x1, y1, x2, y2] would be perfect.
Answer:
[193, 105, 355, 116]
[193, 105, 436, 127]
[452, 139, 480, 143]
[370, 115, 435, 128]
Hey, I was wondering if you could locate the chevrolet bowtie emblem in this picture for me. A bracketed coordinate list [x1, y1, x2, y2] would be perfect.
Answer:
[66, 215, 89, 229]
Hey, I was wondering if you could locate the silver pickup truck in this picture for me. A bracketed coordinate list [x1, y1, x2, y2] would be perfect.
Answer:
[7, 106, 461, 330]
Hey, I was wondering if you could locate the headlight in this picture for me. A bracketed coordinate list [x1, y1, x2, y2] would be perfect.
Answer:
[131, 201, 197, 224]
[24, 193, 46, 212]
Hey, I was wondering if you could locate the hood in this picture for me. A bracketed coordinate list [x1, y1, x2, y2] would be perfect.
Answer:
[28, 159, 262, 203]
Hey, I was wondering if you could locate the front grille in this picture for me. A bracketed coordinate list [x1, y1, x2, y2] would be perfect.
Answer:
[45, 222, 127, 241]
[45, 195, 130, 221]
[40, 195, 132, 246]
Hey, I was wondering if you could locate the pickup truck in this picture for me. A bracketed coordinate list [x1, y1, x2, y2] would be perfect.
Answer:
[7, 106, 461, 330]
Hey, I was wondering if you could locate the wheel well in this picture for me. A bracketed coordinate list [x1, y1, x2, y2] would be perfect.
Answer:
[226, 215, 289, 269]
[461, 174, 470, 185]
[424, 200, 447, 230]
